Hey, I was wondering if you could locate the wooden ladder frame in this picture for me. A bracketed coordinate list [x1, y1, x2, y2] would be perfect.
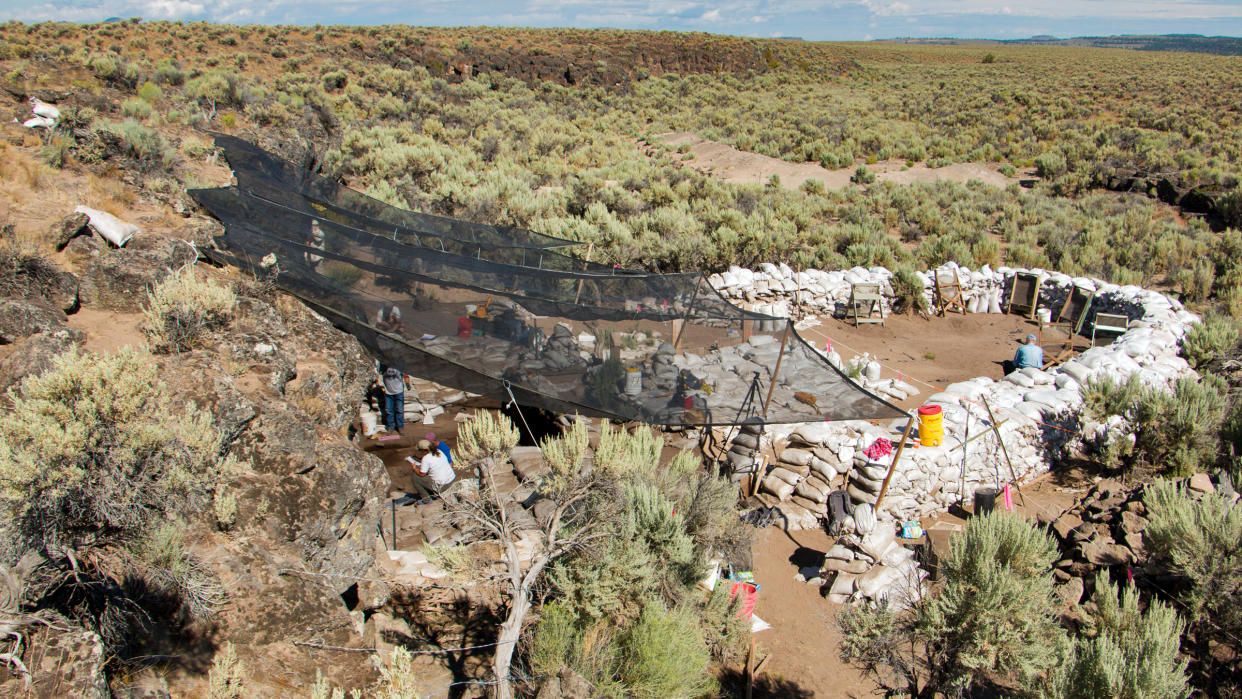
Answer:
[848, 282, 886, 326]
[934, 269, 968, 316]
[1006, 271, 1043, 319]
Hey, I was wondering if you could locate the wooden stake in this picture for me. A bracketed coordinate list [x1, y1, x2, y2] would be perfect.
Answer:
[761, 322, 792, 418]
[753, 655, 771, 678]
[874, 414, 916, 511]
[745, 636, 755, 699]
[983, 397, 1028, 505]
[571, 242, 595, 305]
[673, 275, 703, 351]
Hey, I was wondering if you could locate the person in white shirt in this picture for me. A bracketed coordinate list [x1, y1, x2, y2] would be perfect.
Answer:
[406, 439, 455, 501]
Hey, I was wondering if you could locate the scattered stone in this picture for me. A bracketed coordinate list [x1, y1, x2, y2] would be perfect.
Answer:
[1052, 512, 1083, 541]
[1188, 473, 1214, 494]
[1120, 510, 1148, 535]
[1055, 577, 1085, 608]
[1082, 539, 1136, 566]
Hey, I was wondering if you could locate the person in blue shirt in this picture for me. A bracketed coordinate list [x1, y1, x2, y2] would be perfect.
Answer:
[1013, 334, 1044, 371]
[426, 432, 452, 465]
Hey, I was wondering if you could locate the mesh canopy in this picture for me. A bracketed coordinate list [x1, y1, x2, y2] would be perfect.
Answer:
[211, 132, 581, 251]
[192, 138, 904, 426]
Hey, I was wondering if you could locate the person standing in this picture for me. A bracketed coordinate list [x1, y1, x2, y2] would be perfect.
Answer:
[425, 432, 452, 465]
[378, 361, 406, 433]
[405, 439, 455, 501]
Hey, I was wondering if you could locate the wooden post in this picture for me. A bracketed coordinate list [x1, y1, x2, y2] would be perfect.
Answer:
[572, 242, 595, 306]
[745, 636, 755, 699]
[960, 406, 970, 508]
[761, 322, 792, 418]
[983, 397, 1026, 504]
[873, 414, 916, 511]
[672, 275, 703, 351]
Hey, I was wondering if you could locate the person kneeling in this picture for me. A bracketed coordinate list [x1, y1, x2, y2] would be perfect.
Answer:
[406, 439, 456, 502]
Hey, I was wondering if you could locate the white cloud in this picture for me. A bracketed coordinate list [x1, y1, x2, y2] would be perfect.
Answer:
[142, 0, 203, 18]
[701, 8, 721, 20]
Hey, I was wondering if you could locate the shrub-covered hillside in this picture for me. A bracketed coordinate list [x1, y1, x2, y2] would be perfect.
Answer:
[3, 21, 1242, 314]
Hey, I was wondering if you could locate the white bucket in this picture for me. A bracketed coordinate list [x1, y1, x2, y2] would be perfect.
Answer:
[1037, 308, 1052, 324]
[624, 367, 642, 395]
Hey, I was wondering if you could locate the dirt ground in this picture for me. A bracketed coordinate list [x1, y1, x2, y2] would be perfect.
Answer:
[657, 131, 1026, 192]
[749, 525, 879, 698]
[798, 310, 1077, 410]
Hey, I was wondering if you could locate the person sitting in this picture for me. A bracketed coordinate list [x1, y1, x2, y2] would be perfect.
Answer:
[425, 432, 452, 465]
[376, 305, 404, 335]
[405, 439, 455, 501]
[1008, 334, 1044, 374]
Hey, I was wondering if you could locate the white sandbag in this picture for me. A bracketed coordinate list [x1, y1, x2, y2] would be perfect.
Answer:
[796, 479, 829, 503]
[848, 483, 878, 505]
[74, 205, 138, 247]
[988, 290, 1003, 314]
[828, 572, 857, 596]
[864, 361, 882, 382]
[761, 476, 795, 500]
[856, 565, 902, 598]
[882, 544, 915, 568]
[825, 544, 855, 561]
[779, 448, 815, 467]
[768, 466, 802, 486]
[1005, 372, 1036, 388]
[893, 380, 920, 397]
[857, 524, 897, 560]
[854, 503, 876, 534]
[809, 457, 837, 480]
[792, 422, 836, 446]
[22, 115, 56, 128]
[968, 295, 982, 313]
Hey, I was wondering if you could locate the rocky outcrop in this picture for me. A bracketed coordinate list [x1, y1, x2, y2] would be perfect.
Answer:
[0, 626, 108, 698]
[0, 298, 67, 342]
[0, 328, 85, 394]
[78, 236, 196, 311]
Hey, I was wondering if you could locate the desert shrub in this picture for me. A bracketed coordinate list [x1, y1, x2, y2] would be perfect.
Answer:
[92, 119, 177, 172]
[1083, 374, 1144, 422]
[1042, 575, 1189, 699]
[842, 511, 1063, 696]
[1145, 480, 1242, 691]
[121, 97, 152, 118]
[153, 59, 184, 85]
[185, 70, 240, 107]
[317, 259, 364, 287]
[207, 642, 247, 698]
[889, 266, 929, 314]
[616, 602, 714, 698]
[142, 266, 237, 353]
[851, 165, 876, 184]
[1131, 375, 1227, 476]
[0, 349, 221, 555]
[1181, 313, 1239, 368]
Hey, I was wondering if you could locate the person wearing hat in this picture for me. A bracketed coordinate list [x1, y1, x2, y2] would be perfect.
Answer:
[1012, 333, 1044, 372]
[406, 439, 455, 501]
[425, 432, 452, 465]
[305, 219, 325, 270]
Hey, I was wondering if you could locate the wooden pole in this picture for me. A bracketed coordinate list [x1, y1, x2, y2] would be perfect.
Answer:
[960, 406, 970, 508]
[572, 242, 595, 305]
[745, 636, 755, 699]
[873, 414, 916, 511]
[672, 275, 703, 351]
[761, 322, 792, 418]
[983, 397, 1025, 502]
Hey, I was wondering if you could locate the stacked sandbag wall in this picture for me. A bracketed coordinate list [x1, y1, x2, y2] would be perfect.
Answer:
[713, 262, 1202, 527]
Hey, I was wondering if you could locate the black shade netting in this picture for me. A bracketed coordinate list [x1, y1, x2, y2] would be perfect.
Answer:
[189, 186, 742, 322]
[209, 132, 581, 251]
[199, 227, 903, 427]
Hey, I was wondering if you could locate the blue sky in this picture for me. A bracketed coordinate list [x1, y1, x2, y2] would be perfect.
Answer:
[3, 0, 1242, 40]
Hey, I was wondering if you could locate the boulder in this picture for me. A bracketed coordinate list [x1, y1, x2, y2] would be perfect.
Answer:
[51, 211, 91, 250]
[0, 626, 108, 698]
[1081, 539, 1136, 566]
[1188, 473, 1214, 494]
[0, 298, 67, 342]
[1052, 512, 1084, 541]
[1055, 577, 1085, 609]
[78, 236, 196, 311]
[0, 328, 85, 394]
[0, 248, 78, 313]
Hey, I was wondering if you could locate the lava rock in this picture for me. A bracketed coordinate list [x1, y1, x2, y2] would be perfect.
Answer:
[0, 298, 66, 342]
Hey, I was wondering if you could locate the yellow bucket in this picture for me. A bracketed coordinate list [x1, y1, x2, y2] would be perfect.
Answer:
[918, 405, 944, 447]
